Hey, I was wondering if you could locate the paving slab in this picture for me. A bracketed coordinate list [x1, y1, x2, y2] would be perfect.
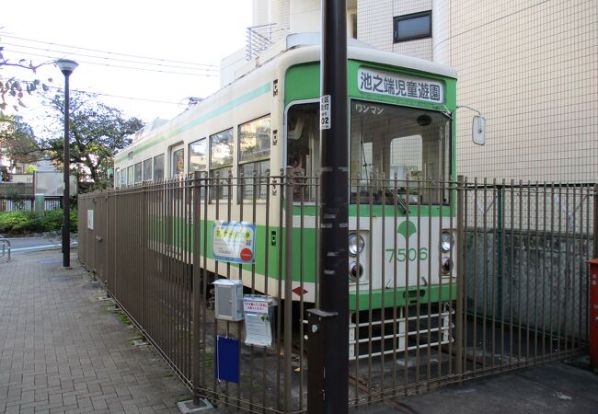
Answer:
[0, 249, 189, 414]
[2, 247, 596, 414]
[348, 361, 598, 413]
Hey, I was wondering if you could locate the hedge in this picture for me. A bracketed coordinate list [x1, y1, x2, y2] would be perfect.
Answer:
[0, 209, 78, 235]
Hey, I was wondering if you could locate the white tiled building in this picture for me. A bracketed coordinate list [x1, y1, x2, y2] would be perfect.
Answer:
[226, 0, 598, 182]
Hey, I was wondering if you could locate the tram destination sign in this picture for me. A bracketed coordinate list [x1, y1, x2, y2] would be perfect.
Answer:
[358, 68, 444, 103]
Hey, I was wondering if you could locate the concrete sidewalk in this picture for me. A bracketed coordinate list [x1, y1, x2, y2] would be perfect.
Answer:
[1, 248, 597, 413]
[349, 360, 598, 413]
[0, 249, 189, 413]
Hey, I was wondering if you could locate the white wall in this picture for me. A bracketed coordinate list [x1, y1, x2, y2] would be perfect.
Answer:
[438, 0, 598, 182]
[357, 0, 432, 60]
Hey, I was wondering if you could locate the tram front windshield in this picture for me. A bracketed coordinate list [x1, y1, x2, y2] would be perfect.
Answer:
[350, 100, 450, 205]
[286, 101, 451, 204]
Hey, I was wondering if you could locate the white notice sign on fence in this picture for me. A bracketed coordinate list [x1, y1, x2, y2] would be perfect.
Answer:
[87, 209, 94, 230]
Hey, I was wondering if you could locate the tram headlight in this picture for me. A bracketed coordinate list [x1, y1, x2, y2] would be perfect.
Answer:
[349, 262, 364, 282]
[441, 256, 453, 275]
[440, 231, 454, 253]
[348, 233, 365, 257]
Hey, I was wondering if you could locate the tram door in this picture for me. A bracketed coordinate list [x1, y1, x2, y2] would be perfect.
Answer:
[286, 102, 320, 201]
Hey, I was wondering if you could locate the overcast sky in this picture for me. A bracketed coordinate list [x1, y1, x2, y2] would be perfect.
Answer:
[1, 0, 254, 130]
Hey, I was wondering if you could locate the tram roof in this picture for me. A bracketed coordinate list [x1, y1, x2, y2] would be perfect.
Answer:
[117, 33, 456, 160]
[281, 32, 457, 79]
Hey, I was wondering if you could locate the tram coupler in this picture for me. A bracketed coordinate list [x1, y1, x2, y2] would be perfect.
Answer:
[306, 308, 339, 414]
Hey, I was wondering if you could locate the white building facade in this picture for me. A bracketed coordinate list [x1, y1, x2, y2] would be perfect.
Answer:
[226, 0, 598, 182]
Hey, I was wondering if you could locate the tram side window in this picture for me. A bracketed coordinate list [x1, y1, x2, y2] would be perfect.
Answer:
[127, 165, 134, 186]
[188, 138, 207, 199]
[143, 158, 153, 182]
[172, 148, 185, 178]
[209, 128, 233, 202]
[134, 162, 143, 183]
[189, 138, 207, 174]
[286, 103, 319, 201]
[120, 168, 127, 187]
[238, 115, 270, 201]
[153, 154, 164, 181]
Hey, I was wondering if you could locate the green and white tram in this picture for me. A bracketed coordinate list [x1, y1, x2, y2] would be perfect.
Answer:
[114, 37, 457, 356]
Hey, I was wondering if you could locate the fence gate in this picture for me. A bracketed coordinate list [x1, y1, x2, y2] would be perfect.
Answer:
[78, 178, 596, 413]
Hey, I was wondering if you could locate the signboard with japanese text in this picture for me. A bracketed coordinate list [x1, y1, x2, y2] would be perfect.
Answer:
[320, 94, 331, 130]
[243, 295, 275, 347]
[358, 68, 444, 103]
[212, 221, 256, 264]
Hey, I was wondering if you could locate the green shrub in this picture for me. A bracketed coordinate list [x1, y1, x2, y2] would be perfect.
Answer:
[0, 211, 32, 233]
[0, 209, 78, 235]
[41, 209, 64, 231]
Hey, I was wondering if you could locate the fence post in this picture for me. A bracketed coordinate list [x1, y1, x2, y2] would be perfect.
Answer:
[455, 175, 465, 379]
[593, 184, 597, 259]
[284, 170, 294, 412]
[192, 172, 203, 404]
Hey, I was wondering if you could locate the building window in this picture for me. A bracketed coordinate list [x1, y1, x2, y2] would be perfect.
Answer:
[393, 11, 432, 43]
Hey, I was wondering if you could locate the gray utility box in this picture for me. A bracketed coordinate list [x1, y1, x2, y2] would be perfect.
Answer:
[213, 279, 244, 321]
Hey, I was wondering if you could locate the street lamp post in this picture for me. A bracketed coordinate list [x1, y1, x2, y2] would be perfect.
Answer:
[56, 59, 78, 268]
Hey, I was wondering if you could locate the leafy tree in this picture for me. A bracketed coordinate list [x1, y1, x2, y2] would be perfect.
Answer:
[0, 114, 43, 172]
[0, 45, 50, 112]
[44, 91, 144, 189]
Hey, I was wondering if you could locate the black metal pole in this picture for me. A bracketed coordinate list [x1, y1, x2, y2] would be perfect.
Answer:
[308, 0, 349, 412]
[62, 73, 71, 268]
[594, 184, 597, 259]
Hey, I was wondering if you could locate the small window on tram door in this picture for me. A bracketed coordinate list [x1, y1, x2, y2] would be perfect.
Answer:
[172, 148, 185, 177]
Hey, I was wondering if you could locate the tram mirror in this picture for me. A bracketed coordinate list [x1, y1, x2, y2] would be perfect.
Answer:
[472, 115, 486, 145]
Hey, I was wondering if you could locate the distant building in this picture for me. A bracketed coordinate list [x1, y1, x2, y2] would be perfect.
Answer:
[223, 0, 597, 182]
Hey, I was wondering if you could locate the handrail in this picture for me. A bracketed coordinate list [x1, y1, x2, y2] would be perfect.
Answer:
[0, 238, 11, 262]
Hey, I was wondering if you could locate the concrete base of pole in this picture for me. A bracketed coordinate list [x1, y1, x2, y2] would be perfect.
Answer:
[176, 399, 214, 413]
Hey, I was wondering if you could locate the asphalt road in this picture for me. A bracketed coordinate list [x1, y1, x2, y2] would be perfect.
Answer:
[0, 234, 78, 254]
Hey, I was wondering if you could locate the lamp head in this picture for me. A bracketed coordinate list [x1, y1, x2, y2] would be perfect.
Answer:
[56, 59, 78, 76]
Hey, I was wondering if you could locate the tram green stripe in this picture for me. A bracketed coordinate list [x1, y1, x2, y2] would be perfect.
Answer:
[349, 284, 455, 311]
[148, 216, 456, 309]
[115, 82, 271, 162]
[148, 217, 318, 283]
